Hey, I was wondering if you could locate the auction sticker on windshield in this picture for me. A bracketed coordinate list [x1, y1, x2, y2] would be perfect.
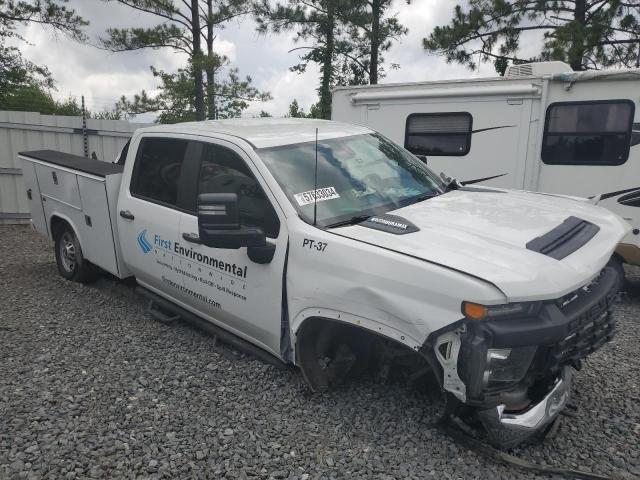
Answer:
[294, 187, 340, 206]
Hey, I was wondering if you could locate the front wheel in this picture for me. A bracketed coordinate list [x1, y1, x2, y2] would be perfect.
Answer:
[54, 224, 97, 283]
[607, 255, 625, 293]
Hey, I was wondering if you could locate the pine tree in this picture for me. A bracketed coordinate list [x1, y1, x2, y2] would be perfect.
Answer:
[424, 0, 640, 74]
[286, 99, 306, 117]
[348, 0, 408, 84]
[101, 0, 267, 120]
[0, 0, 87, 103]
[256, 0, 367, 119]
[114, 64, 270, 123]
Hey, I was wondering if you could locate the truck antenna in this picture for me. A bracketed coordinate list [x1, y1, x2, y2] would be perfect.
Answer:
[313, 127, 319, 226]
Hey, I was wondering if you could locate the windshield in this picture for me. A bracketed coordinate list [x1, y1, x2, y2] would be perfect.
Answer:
[257, 133, 444, 227]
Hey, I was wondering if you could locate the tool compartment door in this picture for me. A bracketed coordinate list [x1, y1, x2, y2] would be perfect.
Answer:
[76, 175, 120, 277]
[19, 160, 49, 237]
[34, 163, 82, 209]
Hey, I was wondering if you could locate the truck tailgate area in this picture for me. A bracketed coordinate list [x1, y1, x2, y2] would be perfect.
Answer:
[19, 150, 126, 278]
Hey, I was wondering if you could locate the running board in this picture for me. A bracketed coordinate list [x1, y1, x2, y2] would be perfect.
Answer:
[137, 286, 287, 369]
[147, 300, 181, 324]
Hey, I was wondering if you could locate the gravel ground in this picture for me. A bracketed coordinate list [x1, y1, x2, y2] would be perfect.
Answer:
[1, 224, 639, 480]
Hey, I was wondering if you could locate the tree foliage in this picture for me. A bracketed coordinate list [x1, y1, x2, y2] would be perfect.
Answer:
[344, 0, 407, 84]
[0, 46, 53, 101]
[116, 61, 271, 123]
[424, 0, 640, 74]
[255, 0, 409, 119]
[256, 0, 371, 119]
[286, 99, 306, 117]
[256, 0, 354, 118]
[284, 98, 321, 118]
[0, 0, 87, 103]
[102, 0, 268, 121]
[0, 84, 125, 118]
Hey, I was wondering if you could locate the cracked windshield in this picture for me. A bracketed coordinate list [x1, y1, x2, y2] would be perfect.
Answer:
[258, 134, 444, 227]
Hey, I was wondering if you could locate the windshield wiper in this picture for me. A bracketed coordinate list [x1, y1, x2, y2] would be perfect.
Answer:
[325, 214, 371, 229]
[326, 194, 438, 228]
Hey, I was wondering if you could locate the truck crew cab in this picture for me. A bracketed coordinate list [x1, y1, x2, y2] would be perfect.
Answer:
[19, 118, 628, 448]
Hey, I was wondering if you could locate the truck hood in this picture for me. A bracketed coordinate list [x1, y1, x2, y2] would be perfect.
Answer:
[335, 189, 629, 302]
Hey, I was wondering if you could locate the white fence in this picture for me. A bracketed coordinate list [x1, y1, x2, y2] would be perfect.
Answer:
[0, 111, 152, 224]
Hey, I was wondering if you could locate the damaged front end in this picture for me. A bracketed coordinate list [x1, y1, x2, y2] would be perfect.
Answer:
[426, 266, 621, 448]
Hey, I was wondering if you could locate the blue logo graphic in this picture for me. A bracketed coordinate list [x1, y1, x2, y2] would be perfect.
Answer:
[137, 229, 153, 253]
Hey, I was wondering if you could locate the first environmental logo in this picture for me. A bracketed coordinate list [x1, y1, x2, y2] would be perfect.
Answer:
[137, 229, 153, 254]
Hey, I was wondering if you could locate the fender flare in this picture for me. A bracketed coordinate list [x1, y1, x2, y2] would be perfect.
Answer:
[290, 307, 424, 361]
[49, 213, 83, 248]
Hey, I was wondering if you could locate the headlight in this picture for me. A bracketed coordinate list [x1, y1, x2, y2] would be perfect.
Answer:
[461, 301, 539, 321]
[483, 346, 537, 388]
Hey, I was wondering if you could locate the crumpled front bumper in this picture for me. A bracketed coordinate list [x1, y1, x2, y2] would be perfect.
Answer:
[475, 367, 572, 448]
[425, 266, 620, 447]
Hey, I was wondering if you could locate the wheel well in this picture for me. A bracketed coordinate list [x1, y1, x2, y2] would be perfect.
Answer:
[611, 252, 624, 266]
[295, 317, 433, 392]
[50, 215, 71, 240]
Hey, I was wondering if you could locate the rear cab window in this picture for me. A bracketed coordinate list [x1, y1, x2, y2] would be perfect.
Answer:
[130, 138, 189, 208]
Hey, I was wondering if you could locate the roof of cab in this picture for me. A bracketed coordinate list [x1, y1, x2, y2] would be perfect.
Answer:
[135, 118, 372, 149]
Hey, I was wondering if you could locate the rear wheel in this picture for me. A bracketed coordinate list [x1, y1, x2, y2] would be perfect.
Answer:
[54, 224, 97, 283]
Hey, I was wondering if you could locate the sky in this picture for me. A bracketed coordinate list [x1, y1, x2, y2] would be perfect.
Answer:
[14, 0, 543, 121]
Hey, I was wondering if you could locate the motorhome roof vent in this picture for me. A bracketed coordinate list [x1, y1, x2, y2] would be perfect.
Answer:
[505, 61, 572, 78]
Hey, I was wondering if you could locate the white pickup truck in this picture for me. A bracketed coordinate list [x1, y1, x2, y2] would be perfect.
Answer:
[19, 118, 628, 447]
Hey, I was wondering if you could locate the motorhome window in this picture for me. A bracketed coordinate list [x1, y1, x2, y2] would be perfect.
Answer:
[542, 100, 635, 166]
[404, 113, 472, 156]
[130, 138, 189, 208]
[197, 144, 280, 238]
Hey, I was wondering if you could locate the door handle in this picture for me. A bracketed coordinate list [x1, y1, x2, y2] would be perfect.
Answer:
[119, 210, 135, 220]
[182, 232, 202, 244]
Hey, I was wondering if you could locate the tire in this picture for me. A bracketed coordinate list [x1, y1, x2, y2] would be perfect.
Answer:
[54, 224, 98, 283]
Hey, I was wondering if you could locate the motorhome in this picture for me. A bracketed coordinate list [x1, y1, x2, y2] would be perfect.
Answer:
[332, 62, 640, 268]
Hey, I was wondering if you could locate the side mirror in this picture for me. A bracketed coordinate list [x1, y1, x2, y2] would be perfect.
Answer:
[198, 193, 264, 249]
[197, 193, 276, 263]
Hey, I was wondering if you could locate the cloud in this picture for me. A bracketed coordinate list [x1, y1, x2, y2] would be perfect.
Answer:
[13, 0, 185, 115]
[13, 0, 546, 119]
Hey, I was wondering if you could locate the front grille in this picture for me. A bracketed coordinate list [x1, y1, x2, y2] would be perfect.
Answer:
[554, 311, 615, 367]
[545, 270, 619, 369]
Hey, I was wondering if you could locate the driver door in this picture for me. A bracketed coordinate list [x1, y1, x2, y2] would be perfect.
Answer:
[177, 139, 288, 358]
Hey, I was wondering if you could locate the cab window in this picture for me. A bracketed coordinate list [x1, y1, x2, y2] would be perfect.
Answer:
[197, 144, 280, 238]
[130, 138, 189, 208]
